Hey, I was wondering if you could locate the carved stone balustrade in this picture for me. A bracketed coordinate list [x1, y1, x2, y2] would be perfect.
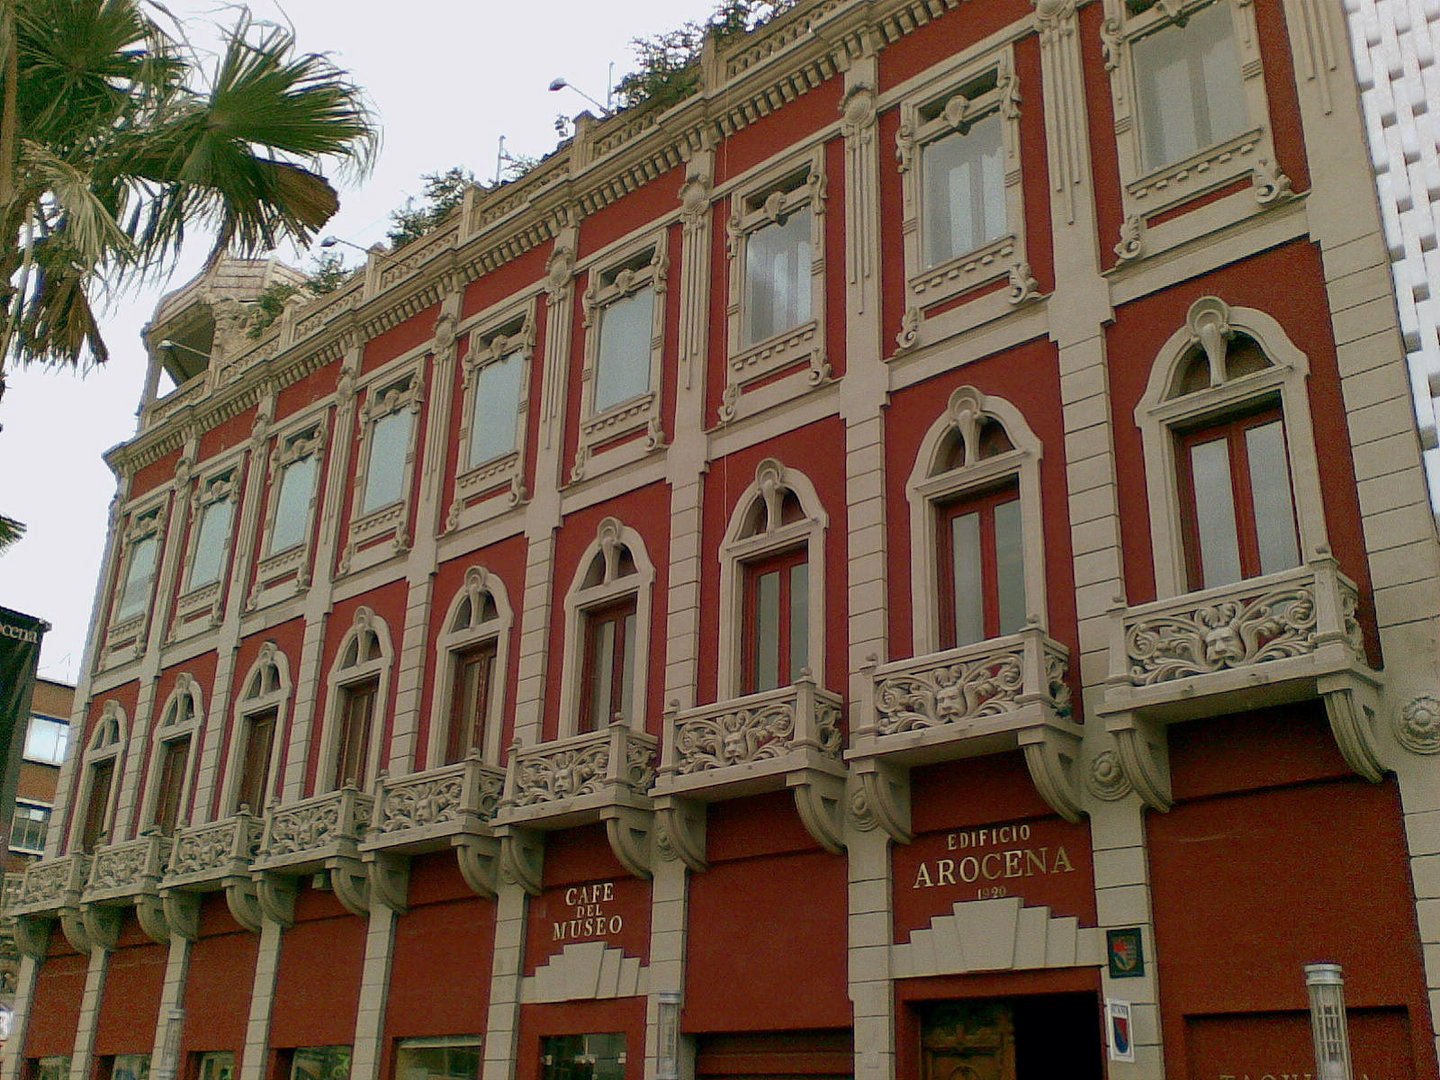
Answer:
[159, 812, 264, 937]
[250, 788, 374, 922]
[358, 756, 507, 907]
[79, 834, 173, 944]
[1, 872, 23, 917]
[650, 674, 848, 867]
[10, 855, 90, 958]
[490, 723, 659, 890]
[848, 627, 1083, 838]
[1098, 555, 1383, 811]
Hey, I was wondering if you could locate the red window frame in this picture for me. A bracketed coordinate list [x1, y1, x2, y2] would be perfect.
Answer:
[579, 598, 637, 733]
[333, 678, 378, 789]
[935, 483, 1022, 650]
[152, 735, 191, 836]
[1175, 405, 1298, 591]
[446, 640, 498, 764]
[741, 546, 809, 694]
[235, 707, 277, 813]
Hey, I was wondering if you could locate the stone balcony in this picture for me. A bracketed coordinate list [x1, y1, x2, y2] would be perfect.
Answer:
[80, 834, 172, 944]
[160, 811, 265, 934]
[1098, 555, 1382, 810]
[650, 674, 848, 865]
[250, 787, 374, 921]
[359, 756, 506, 904]
[10, 855, 91, 957]
[490, 723, 659, 890]
[848, 627, 1083, 837]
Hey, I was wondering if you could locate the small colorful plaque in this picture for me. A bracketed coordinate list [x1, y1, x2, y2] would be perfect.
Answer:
[1107, 927, 1145, 978]
[1105, 1000, 1135, 1063]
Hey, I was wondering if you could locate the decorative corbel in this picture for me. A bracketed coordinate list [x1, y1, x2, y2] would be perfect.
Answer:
[329, 858, 371, 917]
[1020, 727, 1085, 823]
[1320, 674, 1385, 783]
[654, 799, 707, 874]
[135, 894, 172, 945]
[79, 904, 123, 952]
[13, 915, 52, 961]
[604, 806, 653, 881]
[366, 852, 410, 914]
[1106, 712, 1172, 812]
[161, 891, 200, 942]
[60, 909, 91, 954]
[498, 829, 544, 896]
[854, 760, 913, 844]
[225, 876, 264, 933]
[254, 874, 296, 928]
[454, 834, 500, 899]
[790, 769, 847, 855]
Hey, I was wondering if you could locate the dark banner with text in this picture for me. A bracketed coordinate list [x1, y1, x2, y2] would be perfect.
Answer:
[0, 607, 47, 856]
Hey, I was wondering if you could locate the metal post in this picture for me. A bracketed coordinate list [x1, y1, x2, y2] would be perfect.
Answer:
[1305, 962, 1354, 1080]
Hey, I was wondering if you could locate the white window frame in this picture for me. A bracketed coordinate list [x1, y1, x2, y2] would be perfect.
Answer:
[905, 386, 1046, 657]
[1102, 0, 1283, 238]
[895, 46, 1027, 315]
[1136, 296, 1325, 599]
[340, 364, 425, 575]
[138, 674, 202, 835]
[105, 502, 166, 661]
[716, 459, 829, 697]
[720, 147, 829, 422]
[10, 799, 52, 855]
[449, 301, 535, 529]
[22, 713, 69, 766]
[67, 701, 128, 853]
[573, 233, 669, 482]
[173, 464, 241, 637]
[251, 420, 326, 608]
[556, 518, 656, 737]
[220, 641, 292, 815]
[317, 607, 393, 793]
[428, 567, 513, 767]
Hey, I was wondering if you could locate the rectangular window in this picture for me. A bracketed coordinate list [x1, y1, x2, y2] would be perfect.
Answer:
[270, 453, 319, 555]
[23, 715, 68, 765]
[32, 1059, 69, 1080]
[743, 209, 812, 346]
[9, 802, 49, 854]
[1133, 0, 1247, 172]
[333, 679, 378, 789]
[393, 1037, 482, 1080]
[109, 1056, 150, 1080]
[1177, 410, 1300, 590]
[81, 757, 116, 853]
[446, 641, 497, 765]
[937, 485, 1027, 649]
[580, 600, 637, 733]
[235, 708, 278, 814]
[289, 1048, 351, 1080]
[922, 112, 1006, 267]
[116, 535, 158, 621]
[469, 350, 524, 467]
[187, 497, 235, 591]
[194, 1052, 235, 1080]
[594, 287, 655, 413]
[540, 1035, 626, 1080]
[743, 548, 809, 694]
[152, 736, 191, 836]
[361, 408, 414, 515]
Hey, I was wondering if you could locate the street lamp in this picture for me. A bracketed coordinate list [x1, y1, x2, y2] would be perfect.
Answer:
[549, 76, 612, 117]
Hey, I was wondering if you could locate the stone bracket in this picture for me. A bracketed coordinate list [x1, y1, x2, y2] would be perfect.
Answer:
[366, 852, 410, 914]
[854, 760, 913, 844]
[1106, 712, 1173, 813]
[225, 876, 265, 933]
[161, 892, 201, 943]
[255, 874, 297, 929]
[454, 834, 500, 899]
[1020, 726, 1085, 824]
[498, 828, 545, 896]
[790, 768, 847, 855]
[13, 915, 52, 961]
[78, 904, 122, 952]
[135, 893, 171, 945]
[604, 806, 653, 881]
[655, 798, 708, 873]
[1320, 674, 1386, 783]
[330, 856, 371, 917]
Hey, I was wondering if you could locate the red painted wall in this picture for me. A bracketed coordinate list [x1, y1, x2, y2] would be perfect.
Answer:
[24, 947, 86, 1057]
[268, 888, 366, 1049]
[181, 896, 259, 1056]
[526, 826, 650, 973]
[94, 921, 168, 1056]
[361, 305, 441, 377]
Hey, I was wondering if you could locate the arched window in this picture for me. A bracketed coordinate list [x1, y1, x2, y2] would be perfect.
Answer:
[431, 568, 513, 766]
[906, 387, 1045, 656]
[223, 642, 291, 814]
[1137, 297, 1324, 598]
[141, 676, 202, 836]
[717, 460, 828, 695]
[319, 609, 392, 791]
[73, 702, 127, 853]
[557, 519, 656, 736]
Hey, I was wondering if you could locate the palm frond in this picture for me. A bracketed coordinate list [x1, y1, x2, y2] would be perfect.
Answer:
[0, 514, 25, 554]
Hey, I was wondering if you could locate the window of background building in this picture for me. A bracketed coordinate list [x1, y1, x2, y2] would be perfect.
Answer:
[270, 452, 319, 555]
[116, 534, 158, 621]
[289, 1047, 351, 1080]
[1133, 0, 1247, 172]
[187, 495, 235, 591]
[9, 802, 49, 854]
[468, 348, 524, 466]
[23, 715, 68, 765]
[193, 1052, 234, 1080]
[539, 1035, 625, 1080]
[393, 1037, 481, 1080]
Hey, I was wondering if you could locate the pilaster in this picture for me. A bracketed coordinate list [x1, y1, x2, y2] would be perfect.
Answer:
[149, 937, 193, 1080]
[481, 881, 530, 1080]
[642, 855, 689, 1080]
[349, 905, 398, 1080]
[846, 813, 895, 1080]
[237, 920, 284, 1080]
[67, 946, 110, 1080]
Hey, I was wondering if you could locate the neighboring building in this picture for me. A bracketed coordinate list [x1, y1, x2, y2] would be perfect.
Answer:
[4, 2, 1440, 1080]
[0, 681, 72, 1007]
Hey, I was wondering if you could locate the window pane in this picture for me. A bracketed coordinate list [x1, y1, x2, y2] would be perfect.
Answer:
[35, 1059, 70, 1080]
[111, 1055, 149, 1080]
[271, 455, 318, 555]
[923, 112, 1006, 267]
[362, 409, 413, 515]
[290, 1047, 351, 1080]
[950, 512, 985, 647]
[117, 536, 157, 620]
[619, 612, 636, 723]
[154, 736, 191, 836]
[994, 498, 1027, 635]
[24, 716, 68, 765]
[1134, 1, 1246, 171]
[195, 1052, 235, 1080]
[1189, 436, 1243, 588]
[469, 350, 524, 466]
[10, 803, 49, 853]
[789, 562, 808, 681]
[188, 497, 234, 591]
[334, 682, 376, 789]
[595, 288, 655, 412]
[394, 1040, 481, 1080]
[540, 1035, 626, 1080]
[756, 570, 781, 692]
[1246, 420, 1301, 576]
[744, 210, 812, 346]
[236, 709, 277, 813]
[589, 620, 616, 731]
[83, 757, 115, 852]
[447, 644, 495, 764]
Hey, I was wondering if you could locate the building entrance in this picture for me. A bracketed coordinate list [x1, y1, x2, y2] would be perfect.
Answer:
[918, 994, 1102, 1080]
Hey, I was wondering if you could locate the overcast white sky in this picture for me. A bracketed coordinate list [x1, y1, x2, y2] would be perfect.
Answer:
[0, 0, 718, 683]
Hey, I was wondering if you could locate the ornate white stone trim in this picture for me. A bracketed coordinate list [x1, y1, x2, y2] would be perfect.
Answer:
[315, 606, 394, 793]
[426, 567, 514, 768]
[890, 896, 1105, 978]
[521, 941, 649, 1004]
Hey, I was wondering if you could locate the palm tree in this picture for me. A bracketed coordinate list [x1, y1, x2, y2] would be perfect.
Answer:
[0, 0, 378, 397]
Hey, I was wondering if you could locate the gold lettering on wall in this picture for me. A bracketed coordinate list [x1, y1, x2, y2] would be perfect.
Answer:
[912, 823, 1074, 900]
[552, 880, 624, 943]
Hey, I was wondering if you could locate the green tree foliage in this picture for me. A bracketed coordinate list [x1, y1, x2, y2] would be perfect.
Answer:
[386, 167, 476, 249]
[246, 250, 355, 338]
[0, 0, 378, 396]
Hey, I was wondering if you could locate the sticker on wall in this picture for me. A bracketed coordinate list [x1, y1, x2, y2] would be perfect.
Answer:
[1106, 1000, 1135, 1063]
[1107, 927, 1146, 978]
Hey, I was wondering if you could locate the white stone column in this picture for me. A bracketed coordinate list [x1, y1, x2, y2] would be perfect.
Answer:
[68, 947, 110, 1080]
[149, 938, 193, 1080]
[846, 825, 894, 1080]
[481, 883, 529, 1080]
[642, 857, 689, 1080]
[349, 906, 398, 1080]
[237, 921, 284, 1080]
